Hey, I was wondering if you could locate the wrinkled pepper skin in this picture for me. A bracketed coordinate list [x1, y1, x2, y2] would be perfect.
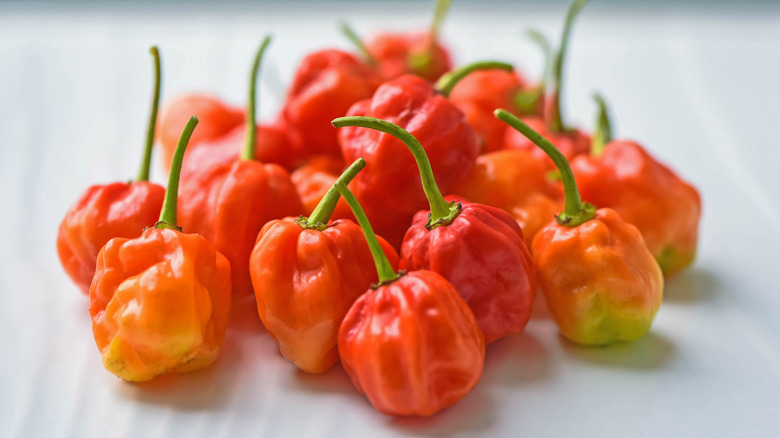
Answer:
[338, 270, 485, 416]
[178, 160, 303, 296]
[249, 218, 399, 374]
[366, 32, 452, 82]
[158, 94, 244, 170]
[532, 208, 663, 345]
[283, 50, 381, 158]
[504, 117, 591, 166]
[57, 182, 164, 293]
[400, 199, 536, 344]
[571, 140, 701, 275]
[449, 69, 540, 153]
[339, 75, 479, 247]
[454, 150, 563, 248]
[290, 156, 353, 221]
[89, 227, 232, 382]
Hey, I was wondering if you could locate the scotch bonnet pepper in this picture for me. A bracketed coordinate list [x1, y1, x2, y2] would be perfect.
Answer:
[57, 47, 165, 293]
[336, 61, 510, 247]
[571, 95, 702, 275]
[177, 38, 303, 297]
[291, 155, 352, 221]
[90, 116, 232, 382]
[336, 183, 484, 416]
[334, 117, 536, 344]
[249, 158, 399, 374]
[497, 109, 663, 346]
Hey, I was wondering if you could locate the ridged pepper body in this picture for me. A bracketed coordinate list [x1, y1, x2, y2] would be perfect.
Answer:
[532, 208, 663, 346]
[57, 181, 164, 293]
[249, 218, 399, 374]
[178, 159, 303, 296]
[366, 32, 452, 82]
[338, 270, 484, 416]
[571, 140, 701, 275]
[338, 75, 479, 247]
[400, 199, 536, 344]
[89, 227, 231, 382]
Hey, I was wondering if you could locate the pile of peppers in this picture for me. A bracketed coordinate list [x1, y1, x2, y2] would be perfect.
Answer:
[57, 0, 701, 418]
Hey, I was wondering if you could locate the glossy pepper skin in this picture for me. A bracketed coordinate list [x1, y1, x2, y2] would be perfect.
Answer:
[90, 227, 232, 381]
[57, 182, 164, 293]
[282, 49, 381, 158]
[250, 218, 399, 374]
[504, 116, 591, 165]
[337, 182, 484, 416]
[572, 140, 701, 275]
[401, 198, 537, 343]
[338, 74, 480, 247]
[532, 208, 663, 345]
[366, 32, 452, 82]
[454, 149, 563, 248]
[291, 155, 352, 220]
[57, 46, 165, 293]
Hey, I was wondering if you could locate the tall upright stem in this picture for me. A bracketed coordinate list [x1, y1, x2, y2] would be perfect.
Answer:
[591, 93, 612, 156]
[549, 0, 590, 133]
[340, 22, 377, 67]
[241, 36, 272, 161]
[136, 46, 161, 182]
[156, 116, 198, 231]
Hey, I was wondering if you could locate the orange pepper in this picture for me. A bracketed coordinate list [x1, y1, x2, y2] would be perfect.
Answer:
[290, 155, 352, 221]
[57, 47, 165, 293]
[249, 159, 399, 374]
[90, 116, 232, 381]
[497, 109, 663, 346]
[571, 96, 702, 275]
[336, 183, 484, 416]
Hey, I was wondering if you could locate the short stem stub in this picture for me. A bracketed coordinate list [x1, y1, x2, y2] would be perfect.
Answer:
[495, 109, 595, 227]
[241, 36, 272, 161]
[300, 157, 367, 230]
[549, 0, 590, 133]
[136, 46, 161, 182]
[591, 93, 612, 156]
[332, 116, 460, 229]
[335, 182, 400, 286]
[435, 60, 514, 97]
[156, 116, 199, 231]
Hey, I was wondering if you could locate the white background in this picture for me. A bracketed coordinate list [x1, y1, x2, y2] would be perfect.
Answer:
[1, 1, 779, 436]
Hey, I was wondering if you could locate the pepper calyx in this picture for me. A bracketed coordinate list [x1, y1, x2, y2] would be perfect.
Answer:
[154, 220, 183, 232]
[371, 270, 407, 290]
[555, 201, 596, 227]
[425, 201, 462, 230]
[296, 215, 328, 232]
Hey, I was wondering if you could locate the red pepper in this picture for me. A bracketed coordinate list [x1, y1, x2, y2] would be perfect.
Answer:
[57, 47, 165, 293]
[177, 38, 303, 297]
[497, 109, 663, 346]
[290, 155, 354, 221]
[249, 158, 399, 374]
[571, 95, 702, 275]
[335, 117, 536, 344]
[503, 0, 592, 164]
[336, 61, 510, 247]
[336, 183, 484, 416]
[282, 49, 381, 159]
[90, 116, 232, 381]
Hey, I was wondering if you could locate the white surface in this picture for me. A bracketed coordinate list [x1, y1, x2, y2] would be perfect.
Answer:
[1, 2, 780, 437]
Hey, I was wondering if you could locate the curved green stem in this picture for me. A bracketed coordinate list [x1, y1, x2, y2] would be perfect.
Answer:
[335, 183, 399, 285]
[241, 36, 272, 161]
[332, 116, 460, 229]
[410, 0, 451, 77]
[591, 93, 612, 156]
[514, 29, 552, 115]
[340, 22, 377, 67]
[435, 60, 514, 97]
[301, 157, 367, 230]
[156, 116, 198, 231]
[549, 0, 590, 133]
[527, 28, 552, 87]
[495, 109, 595, 227]
[136, 46, 161, 182]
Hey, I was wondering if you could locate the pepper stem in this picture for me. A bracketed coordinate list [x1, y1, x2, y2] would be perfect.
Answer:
[332, 116, 460, 229]
[549, 0, 590, 133]
[241, 36, 272, 161]
[591, 93, 612, 156]
[340, 22, 377, 68]
[514, 29, 552, 114]
[435, 60, 514, 97]
[156, 116, 198, 231]
[410, 0, 451, 77]
[335, 183, 399, 285]
[136, 46, 161, 182]
[301, 158, 367, 230]
[495, 109, 595, 227]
